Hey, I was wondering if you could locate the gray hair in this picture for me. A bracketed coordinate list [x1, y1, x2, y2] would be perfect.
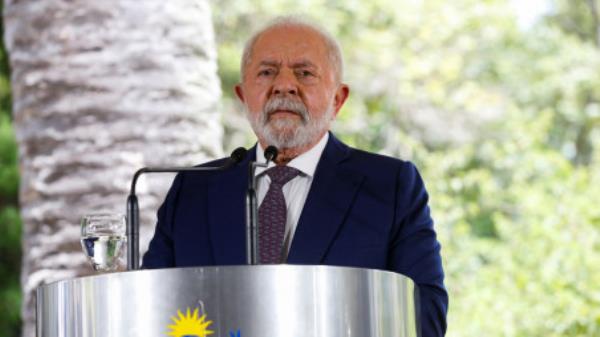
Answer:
[240, 16, 344, 83]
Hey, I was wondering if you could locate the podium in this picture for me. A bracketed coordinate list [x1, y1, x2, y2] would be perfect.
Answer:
[37, 265, 419, 337]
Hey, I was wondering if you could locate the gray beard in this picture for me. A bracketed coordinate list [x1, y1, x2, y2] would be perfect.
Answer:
[246, 96, 334, 149]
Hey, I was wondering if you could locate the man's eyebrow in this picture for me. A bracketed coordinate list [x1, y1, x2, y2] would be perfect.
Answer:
[291, 60, 317, 68]
[258, 60, 281, 67]
[257, 59, 318, 69]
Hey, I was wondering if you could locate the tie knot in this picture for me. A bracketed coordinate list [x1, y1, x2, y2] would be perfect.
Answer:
[266, 165, 300, 185]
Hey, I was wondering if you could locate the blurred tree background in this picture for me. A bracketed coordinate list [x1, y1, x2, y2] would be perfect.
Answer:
[212, 0, 600, 336]
[0, 0, 21, 336]
[1, 0, 599, 336]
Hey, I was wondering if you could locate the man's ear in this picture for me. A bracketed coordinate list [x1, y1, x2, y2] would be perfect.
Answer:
[333, 84, 350, 116]
[234, 83, 245, 103]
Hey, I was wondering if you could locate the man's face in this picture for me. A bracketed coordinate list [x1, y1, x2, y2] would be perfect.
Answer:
[235, 25, 349, 150]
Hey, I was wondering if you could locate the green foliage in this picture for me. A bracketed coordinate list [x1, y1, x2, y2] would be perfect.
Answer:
[546, 0, 600, 45]
[425, 110, 600, 336]
[0, 115, 18, 197]
[0, 1, 22, 336]
[212, 0, 600, 336]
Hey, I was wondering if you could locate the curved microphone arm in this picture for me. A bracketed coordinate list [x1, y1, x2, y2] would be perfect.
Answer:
[126, 147, 247, 270]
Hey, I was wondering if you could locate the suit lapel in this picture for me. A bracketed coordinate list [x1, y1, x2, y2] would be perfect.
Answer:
[207, 149, 256, 265]
[287, 134, 365, 264]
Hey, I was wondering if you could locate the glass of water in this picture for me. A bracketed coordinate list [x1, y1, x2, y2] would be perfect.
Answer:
[80, 213, 127, 272]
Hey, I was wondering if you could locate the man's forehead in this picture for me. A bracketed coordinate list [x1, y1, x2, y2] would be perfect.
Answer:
[250, 26, 329, 60]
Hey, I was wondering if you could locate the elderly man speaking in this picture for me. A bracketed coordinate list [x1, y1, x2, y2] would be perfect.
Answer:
[143, 16, 448, 336]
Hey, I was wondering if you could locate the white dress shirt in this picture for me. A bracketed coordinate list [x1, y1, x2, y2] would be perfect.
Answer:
[255, 132, 329, 254]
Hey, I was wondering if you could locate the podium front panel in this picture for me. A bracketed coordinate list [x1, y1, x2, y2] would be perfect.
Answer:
[37, 265, 417, 337]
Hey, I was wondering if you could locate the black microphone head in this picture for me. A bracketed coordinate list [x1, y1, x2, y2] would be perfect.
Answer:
[230, 147, 248, 164]
[264, 146, 278, 162]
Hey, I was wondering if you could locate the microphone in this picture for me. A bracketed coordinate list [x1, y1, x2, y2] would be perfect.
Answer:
[264, 145, 278, 163]
[126, 147, 248, 270]
[246, 145, 279, 265]
[230, 147, 249, 165]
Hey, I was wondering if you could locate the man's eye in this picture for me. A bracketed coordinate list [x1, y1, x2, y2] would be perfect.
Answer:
[297, 70, 314, 77]
[258, 69, 274, 76]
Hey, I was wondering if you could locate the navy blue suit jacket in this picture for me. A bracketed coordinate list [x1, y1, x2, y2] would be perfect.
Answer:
[143, 133, 448, 336]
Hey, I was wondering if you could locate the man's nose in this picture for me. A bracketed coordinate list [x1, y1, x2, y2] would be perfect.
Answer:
[272, 70, 298, 96]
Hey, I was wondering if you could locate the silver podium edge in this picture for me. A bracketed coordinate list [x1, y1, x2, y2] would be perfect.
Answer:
[37, 265, 419, 337]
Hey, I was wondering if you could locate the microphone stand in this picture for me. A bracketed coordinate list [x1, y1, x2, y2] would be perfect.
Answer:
[246, 146, 278, 265]
[126, 148, 247, 270]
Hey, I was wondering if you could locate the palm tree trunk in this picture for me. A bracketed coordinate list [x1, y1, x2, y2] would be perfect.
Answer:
[2, 1, 222, 336]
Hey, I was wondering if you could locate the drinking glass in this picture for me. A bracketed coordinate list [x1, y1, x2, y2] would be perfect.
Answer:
[80, 213, 127, 272]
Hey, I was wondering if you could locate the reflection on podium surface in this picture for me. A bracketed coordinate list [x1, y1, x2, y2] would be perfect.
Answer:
[37, 265, 419, 337]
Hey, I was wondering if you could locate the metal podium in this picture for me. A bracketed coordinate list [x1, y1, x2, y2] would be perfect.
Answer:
[37, 265, 419, 337]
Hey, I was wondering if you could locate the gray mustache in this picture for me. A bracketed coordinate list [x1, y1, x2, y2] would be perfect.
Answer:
[263, 96, 309, 121]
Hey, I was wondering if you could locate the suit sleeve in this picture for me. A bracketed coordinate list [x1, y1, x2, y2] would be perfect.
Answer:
[141, 173, 184, 269]
[388, 162, 448, 337]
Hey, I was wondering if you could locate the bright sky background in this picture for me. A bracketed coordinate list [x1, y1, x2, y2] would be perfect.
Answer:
[509, 0, 553, 29]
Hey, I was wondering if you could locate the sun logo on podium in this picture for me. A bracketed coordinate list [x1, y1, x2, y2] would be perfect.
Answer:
[167, 307, 214, 337]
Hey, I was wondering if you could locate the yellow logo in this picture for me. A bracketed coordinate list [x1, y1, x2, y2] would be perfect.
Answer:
[167, 307, 214, 337]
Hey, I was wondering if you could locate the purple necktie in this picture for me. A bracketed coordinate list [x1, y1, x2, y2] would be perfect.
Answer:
[258, 165, 301, 264]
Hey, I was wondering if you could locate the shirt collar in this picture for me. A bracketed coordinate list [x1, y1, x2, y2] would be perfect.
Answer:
[255, 132, 329, 177]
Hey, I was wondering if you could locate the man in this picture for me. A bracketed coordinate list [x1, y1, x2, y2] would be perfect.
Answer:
[143, 17, 448, 336]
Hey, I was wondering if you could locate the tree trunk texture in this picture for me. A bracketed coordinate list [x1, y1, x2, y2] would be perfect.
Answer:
[2, 1, 222, 336]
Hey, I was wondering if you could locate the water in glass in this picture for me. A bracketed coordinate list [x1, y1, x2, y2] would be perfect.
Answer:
[81, 213, 126, 271]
